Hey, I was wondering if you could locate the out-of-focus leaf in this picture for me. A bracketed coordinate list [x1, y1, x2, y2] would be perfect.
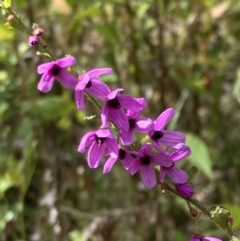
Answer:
[224, 204, 240, 229]
[1, 24, 14, 36]
[17, 118, 33, 139]
[23, 96, 76, 121]
[0, 102, 9, 116]
[137, 2, 151, 19]
[51, 0, 71, 14]
[96, 23, 120, 44]
[68, 230, 84, 241]
[232, 68, 240, 103]
[185, 133, 212, 178]
[76, 6, 101, 18]
[3, 0, 11, 8]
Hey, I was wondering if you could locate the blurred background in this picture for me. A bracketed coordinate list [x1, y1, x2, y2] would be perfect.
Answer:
[1, 0, 240, 240]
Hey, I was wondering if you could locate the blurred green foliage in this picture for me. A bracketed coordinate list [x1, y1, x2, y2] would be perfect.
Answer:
[1, 0, 240, 240]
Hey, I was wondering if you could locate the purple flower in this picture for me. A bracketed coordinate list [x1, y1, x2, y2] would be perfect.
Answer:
[159, 144, 191, 184]
[120, 98, 153, 145]
[176, 183, 194, 198]
[78, 129, 119, 173]
[118, 148, 136, 170]
[149, 108, 185, 153]
[37, 56, 77, 93]
[128, 144, 173, 188]
[29, 35, 39, 46]
[101, 89, 143, 132]
[75, 68, 112, 109]
[190, 235, 222, 241]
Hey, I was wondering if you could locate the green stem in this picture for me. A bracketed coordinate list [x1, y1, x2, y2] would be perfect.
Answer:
[166, 184, 233, 239]
[7, 7, 55, 60]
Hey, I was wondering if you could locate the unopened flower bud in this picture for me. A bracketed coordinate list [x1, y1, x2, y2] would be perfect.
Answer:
[33, 27, 44, 36]
[28, 35, 39, 46]
[7, 14, 14, 22]
[176, 183, 194, 198]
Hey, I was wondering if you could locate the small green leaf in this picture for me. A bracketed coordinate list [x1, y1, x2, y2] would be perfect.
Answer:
[185, 133, 212, 178]
[224, 204, 240, 229]
[3, 0, 11, 8]
[187, 166, 198, 184]
[3, 22, 14, 30]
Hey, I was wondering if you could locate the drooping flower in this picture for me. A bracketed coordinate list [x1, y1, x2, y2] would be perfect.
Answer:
[149, 108, 185, 153]
[120, 98, 153, 145]
[189, 235, 222, 241]
[75, 68, 112, 109]
[101, 88, 143, 132]
[37, 56, 77, 92]
[128, 144, 173, 188]
[176, 183, 194, 198]
[159, 144, 191, 184]
[78, 129, 119, 173]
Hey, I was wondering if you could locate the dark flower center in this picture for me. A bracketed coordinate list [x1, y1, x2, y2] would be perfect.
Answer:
[119, 149, 126, 160]
[107, 97, 121, 109]
[170, 162, 175, 168]
[86, 80, 92, 88]
[129, 118, 135, 129]
[152, 131, 164, 140]
[95, 136, 106, 146]
[50, 64, 61, 76]
[140, 156, 151, 165]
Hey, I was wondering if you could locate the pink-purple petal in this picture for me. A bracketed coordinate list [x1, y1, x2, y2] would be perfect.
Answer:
[105, 138, 119, 156]
[57, 69, 77, 89]
[120, 151, 135, 170]
[95, 128, 112, 138]
[151, 154, 173, 167]
[155, 108, 175, 130]
[128, 159, 141, 175]
[135, 117, 153, 132]
[55, 56, 76, 67]
[78, 131, 95, 152]
[120, 130, 134, 146]
[87, 68, 113, 78]
[161, 130, 185, 146]
[75, 89, 85, 109]
[167, 166, 188, 184]
[204, 237, 222, 241]
[101, 104, 109, 128]
[118, 95, 142, 112]
[190, 236, 222, 241]
[140, 165, 156, 188]
[139, 144, 152, 156]
[108, 108, 129, 132]
[37, 73, 55, 93]
[107, 88, 123, 100]
[103, 155, 118, 173]
[37, 62, 53, 74]
[87, 78, 110, 99]
[88, 142, 105, 168]
[170, 145, 191, 161]
[76, 74, 90, 90]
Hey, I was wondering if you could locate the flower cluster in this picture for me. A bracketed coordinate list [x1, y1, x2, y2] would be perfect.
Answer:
[37, 56, 194, 194]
